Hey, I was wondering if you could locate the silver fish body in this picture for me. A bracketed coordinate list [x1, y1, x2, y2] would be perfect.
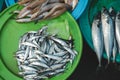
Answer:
[101, 7, 114, 64]
[109, 7, 117, 63]
[115, 11, 120, 54]
[92, 12, 103, 67]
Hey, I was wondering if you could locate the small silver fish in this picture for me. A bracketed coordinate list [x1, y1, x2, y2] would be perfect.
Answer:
[42, 54, 63, 61]
[50, 36, 69, 47]
[20, 65, 37, 71]
[24, 74, 38, 79]
[24, 47, 30, 60]
[16, 18, 32, 23]
[16, 26, 76, 80]
[50, 63, 65, 70]
[101, 7, 114, 64]
[30, 61, 49, 68]
[19, 71, 37, 75]
[33, 75, 48, 79]
[38, 26, 48, 35]
[53, 51, 67, 57]
[28, 36, 41, 41]
[17, 6, 31, 19]
[63, 46, 76, 57]
[35, 54, 47, 64]
[16, 50, 25, 55]
[20, 41, 39, 48]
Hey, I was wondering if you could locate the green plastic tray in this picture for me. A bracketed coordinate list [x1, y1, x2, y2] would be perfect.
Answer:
[0, 4, 83, 80]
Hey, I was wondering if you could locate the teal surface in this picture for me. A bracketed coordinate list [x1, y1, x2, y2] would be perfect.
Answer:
[0, 0, 4, 11]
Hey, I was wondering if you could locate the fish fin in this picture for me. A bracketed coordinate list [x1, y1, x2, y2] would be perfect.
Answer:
[105, 61, 113, 69]
[105, 63, 109, 69]
[96, 65, 105, 76]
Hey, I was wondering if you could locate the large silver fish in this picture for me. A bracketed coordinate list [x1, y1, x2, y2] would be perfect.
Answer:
[115, 11, 120, 54]
[109, 7, 117, 63]
[92, 12, 103, 67]
[101, 7, 114, 64]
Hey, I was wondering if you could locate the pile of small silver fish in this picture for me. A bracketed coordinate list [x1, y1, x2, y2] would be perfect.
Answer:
[15, 26, 77, 80]
[92, 7, 120, 67]
[13, 0, 78, 23]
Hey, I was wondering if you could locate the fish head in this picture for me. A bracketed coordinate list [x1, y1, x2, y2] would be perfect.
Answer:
[109, 7, 114, 13]
[64, 0, 78, 10]
[116, 11, 120, 19]
[109, 7, 116, 20]
[93, 12, 101, 25]
[94, 12, 101, 20]
[101, 7, 109, 21]
[65, 4, 72, 10]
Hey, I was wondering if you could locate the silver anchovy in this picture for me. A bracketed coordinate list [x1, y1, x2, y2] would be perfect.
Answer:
[29, 61, 49, 68]
[50, 63, 65, 70]
[24, 47, 30, 60]
[101, 7, 114, 64]
[19, 71, 37, 75]
[50, 36, 69, 47]
[20, 65, 38, 71]
[20, 41, 39, 48]
[41, 54, 63, 61]
[16, 18, 32, 23]
[115, 11, 120, 54]
[16, 26, 77, 80]
[53, 51, 67, 57]
[33, 75, 48, 79]
[92, 12, 103, 67]
[23, 74, 38, 79]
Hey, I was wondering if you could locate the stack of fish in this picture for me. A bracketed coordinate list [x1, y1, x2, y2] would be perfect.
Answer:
[13, 0, 78, 22]
[92, 7, 120, 67]
[15, 26, 77, 80]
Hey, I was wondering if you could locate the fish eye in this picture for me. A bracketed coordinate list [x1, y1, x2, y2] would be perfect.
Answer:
[118, 16, 120, 19]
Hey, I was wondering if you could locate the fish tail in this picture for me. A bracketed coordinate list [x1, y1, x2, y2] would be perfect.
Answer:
[108, 57, 110, 64]
[112, 52, 116, 63]
[113, 57, 116, 63]
[98, 62, 102, 68]
[96, 65, 105, 75]
[105, 57, 111, 69]
[105, 63, 109, 69]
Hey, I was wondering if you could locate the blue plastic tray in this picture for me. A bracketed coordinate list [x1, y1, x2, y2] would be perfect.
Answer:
[5, 0, 88, 20]
[79, 0, 120, 63]
[0, 0, 4, 12]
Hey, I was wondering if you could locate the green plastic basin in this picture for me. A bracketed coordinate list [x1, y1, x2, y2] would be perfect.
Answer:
[0, 4, 83, 80]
